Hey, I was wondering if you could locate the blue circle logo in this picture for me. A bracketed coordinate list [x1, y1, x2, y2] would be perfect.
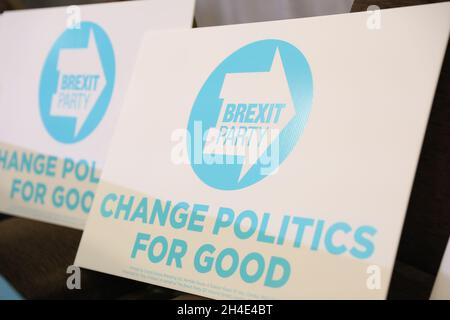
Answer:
[187, 39, 313, 190]
[39, 22, 115, 144]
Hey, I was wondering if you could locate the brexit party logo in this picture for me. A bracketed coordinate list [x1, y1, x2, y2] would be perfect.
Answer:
[187, 40, 313, 190]
[39, 22, 115, 144]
